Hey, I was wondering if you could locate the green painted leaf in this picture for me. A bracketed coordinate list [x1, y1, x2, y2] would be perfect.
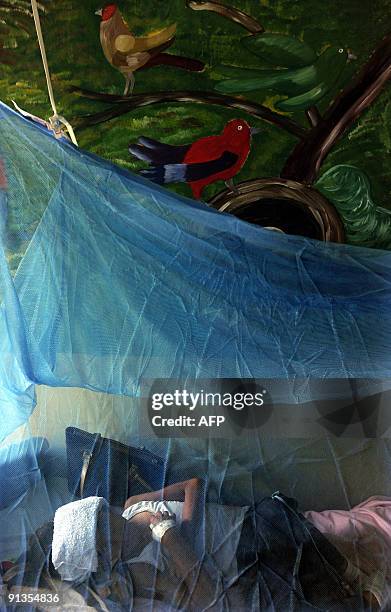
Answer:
[276, 82, 328, 110]
[316, 165, 391, 249]
[215, 65, 317, 95]
[211, 64, 270, 80]
[242, 33, 316, 68]
[215, 77, 264, 93]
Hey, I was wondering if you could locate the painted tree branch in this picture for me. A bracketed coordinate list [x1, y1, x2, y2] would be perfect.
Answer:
[282, 33, 391, 184]
[142, 52, 204, 72]
[71, 8, 390, 189]
[305, 106, 321, 128]
[0, 44, 15, 65]
[186, 0, 264, 34]
[71, 87, 307, 138]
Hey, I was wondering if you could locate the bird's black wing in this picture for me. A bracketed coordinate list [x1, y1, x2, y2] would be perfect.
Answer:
[138, 137, 171, 149]
[139, 151, 239, 184]
[129, 137, 190, 165]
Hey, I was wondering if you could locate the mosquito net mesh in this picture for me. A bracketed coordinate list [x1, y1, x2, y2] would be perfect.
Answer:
[1, 101, 391, 610]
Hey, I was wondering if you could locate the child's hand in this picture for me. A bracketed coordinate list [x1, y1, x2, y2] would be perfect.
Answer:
[149, 510, 176, 527]
[129, 511, 155, 527]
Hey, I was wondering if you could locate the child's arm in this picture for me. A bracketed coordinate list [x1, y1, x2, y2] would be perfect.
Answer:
[150, 512, 217, 610]
[124, 478, 204, 523]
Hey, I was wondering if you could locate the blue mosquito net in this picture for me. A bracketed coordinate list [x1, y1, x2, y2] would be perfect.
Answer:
[0, 100, 391, 610]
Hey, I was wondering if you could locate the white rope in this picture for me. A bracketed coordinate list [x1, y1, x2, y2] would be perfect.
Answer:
[30, 0, 78, 146]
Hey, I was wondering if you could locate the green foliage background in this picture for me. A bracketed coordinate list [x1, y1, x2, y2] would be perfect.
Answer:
[0, 0, 390, 242]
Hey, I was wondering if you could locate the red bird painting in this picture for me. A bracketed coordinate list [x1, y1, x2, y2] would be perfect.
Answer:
[129, 119, 259, 199]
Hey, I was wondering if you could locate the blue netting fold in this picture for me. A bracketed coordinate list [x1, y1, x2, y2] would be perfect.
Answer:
[0, 101, 390, 440]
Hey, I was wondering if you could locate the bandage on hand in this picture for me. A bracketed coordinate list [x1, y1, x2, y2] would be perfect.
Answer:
[150, 510, 176, 526]
[149, 511, 177, 542]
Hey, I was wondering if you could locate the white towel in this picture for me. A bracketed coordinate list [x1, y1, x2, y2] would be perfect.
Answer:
[52, 496, 103, 583]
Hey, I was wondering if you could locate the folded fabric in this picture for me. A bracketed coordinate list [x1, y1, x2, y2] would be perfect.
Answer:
[52, 496, 103, 583]
[304, 496, 391, 575]
[122, 499, 171, 522]
[0, 437, 49, 509]
[305, 496, 391, 607]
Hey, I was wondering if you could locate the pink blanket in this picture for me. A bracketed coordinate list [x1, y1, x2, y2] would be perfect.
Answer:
[305, 496, 391, 604]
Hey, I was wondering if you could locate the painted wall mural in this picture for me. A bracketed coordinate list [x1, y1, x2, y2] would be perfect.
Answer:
[0, 0, 390, 247]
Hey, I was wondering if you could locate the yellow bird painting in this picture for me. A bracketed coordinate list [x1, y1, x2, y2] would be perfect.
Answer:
[95, 4, 177, 95]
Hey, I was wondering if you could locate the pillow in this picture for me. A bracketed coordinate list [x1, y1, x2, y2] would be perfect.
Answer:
[0, 437, 49, 509]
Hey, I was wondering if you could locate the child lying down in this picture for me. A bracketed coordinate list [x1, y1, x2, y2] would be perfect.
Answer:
[10, 480, 389, 611]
